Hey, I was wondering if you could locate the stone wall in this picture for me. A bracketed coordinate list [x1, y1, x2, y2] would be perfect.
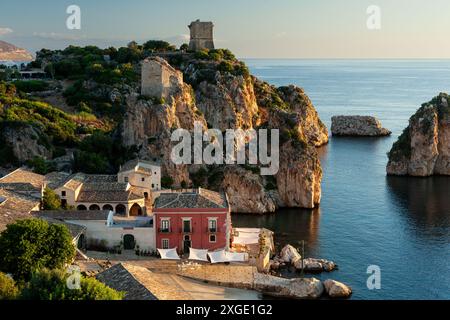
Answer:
[141, 57, 183, 100]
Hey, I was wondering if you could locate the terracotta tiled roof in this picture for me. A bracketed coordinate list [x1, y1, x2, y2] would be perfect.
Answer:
[84, 175, 118, 183]
[0, 167, 44, 190]
[77, 190, 142, 202]
[119, 159, 160, 174]
[81, 182, 128, 192]
[0, 189, 41, 232]
[34, 210, 111, 221]
[63, 173, 87, 191]
[96, 263, 193, 300]
[154, 188, 228, 209]
[44, 172, 71, 189]
[96, 263, 157, 300]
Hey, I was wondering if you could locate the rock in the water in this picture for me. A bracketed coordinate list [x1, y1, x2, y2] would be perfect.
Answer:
[254, 274, 324, 299]
[278, 277, 324, 299]
[293, 258, 337, 273]
[323, 279, 352, 298]
[331, 115, 391, 137]
[280, 245, 301, 264]
[387, 93, 450, 176]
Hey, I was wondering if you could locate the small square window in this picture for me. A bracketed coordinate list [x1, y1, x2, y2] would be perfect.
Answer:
[209, 234, 216, 243]
[142, 177, 145, 182]
[61, 191, 66, 197]
[124, 177, 129, 183]
[162, 239, 169, 249]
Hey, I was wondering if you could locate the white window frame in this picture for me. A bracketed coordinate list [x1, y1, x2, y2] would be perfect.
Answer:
[208, 218, 218, 232]
[209, 234, 217, 243]
[160, 219, 170, 232]
[161, 239, 169, 249]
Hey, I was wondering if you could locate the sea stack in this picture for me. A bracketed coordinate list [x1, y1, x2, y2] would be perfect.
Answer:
[331, 115, 391, 137]
[387, 93, 450, 176]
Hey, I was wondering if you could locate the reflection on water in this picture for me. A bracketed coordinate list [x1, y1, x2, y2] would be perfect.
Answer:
[232, 208, 321, 254]
[387, 176, 450, 240]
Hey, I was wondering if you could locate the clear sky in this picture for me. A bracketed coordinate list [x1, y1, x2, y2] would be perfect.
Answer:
[1, 0, 450, 58]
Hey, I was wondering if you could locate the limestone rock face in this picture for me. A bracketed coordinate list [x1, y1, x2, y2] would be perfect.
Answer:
[276, 142, 322, 209]
[221, 166, 276, 213]
[331, 115, 391, 136]
[194, 72, 259, 131]
[323, 279, 352, 298]
[278, 85, 329, 147]
[0, 123, 51, 162]
[122, 83, 206, 187]
[387, 93, 450, 176]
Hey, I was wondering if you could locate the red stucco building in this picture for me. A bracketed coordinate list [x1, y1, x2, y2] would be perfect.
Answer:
[153, 188, 231, 254]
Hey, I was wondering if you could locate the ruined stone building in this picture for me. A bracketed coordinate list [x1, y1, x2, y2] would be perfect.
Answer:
[188, 20, 215, 51]
[141, 57, 183, 99]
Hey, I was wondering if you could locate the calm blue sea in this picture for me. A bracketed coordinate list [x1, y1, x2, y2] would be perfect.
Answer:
[233, 59, 450, 300]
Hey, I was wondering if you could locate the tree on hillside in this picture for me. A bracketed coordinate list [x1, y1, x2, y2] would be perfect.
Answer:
[42, 187, 61, 210]
[0, 219, 75, 281]
[0, 272, 18, 300]
[20, 269, 124, 300]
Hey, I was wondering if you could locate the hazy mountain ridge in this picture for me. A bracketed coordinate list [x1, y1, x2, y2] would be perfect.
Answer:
[0, 40, 33, 62]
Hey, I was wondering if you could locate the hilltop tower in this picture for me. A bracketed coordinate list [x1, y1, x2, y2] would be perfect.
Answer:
[188, 20, 215, 51]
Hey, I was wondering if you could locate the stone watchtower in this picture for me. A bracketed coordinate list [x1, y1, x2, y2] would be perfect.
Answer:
[141, 57, 183, 100]
[188, 20, 215, 51]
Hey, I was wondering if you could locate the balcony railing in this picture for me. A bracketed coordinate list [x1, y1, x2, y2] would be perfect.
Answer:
[159, 228, 171, 233]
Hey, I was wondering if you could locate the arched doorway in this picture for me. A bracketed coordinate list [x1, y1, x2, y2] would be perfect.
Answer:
[123, 234, 135, 250]
[102, 204, 113, 211]
[116, 204, 126, 216]
[77, 205, 87, 210]
[89, 204, 100, 210]
[129, 203, 143, 216]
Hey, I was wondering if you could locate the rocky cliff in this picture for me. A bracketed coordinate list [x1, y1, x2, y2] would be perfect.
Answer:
[0, 122, 52, 163]
[0, 40, 33, 61]
[387, 93, 450, 176]
[122, 53, 329, 212]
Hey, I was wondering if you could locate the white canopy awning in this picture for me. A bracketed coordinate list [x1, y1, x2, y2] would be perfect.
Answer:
[207, 250, 228, 264]
[188, 248, 208, 261]
[158, 248, 180, 260]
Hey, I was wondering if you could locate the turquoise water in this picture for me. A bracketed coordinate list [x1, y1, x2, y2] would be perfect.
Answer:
[233, 60, 450, 300]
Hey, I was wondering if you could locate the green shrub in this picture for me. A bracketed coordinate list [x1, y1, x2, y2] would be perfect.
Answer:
[42, 187, 61, 210]
[27, 157, 56, 175]
[20, 269, 124, 300]
[161, 176, 174, 189]
[388, 127, 411, 161]
[0, 219, 75, 281]
[0, 272, 19, 300]
[195, 49, 210, 60]
[12, 80, 50, 93]
[73, 150, 109, 174]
